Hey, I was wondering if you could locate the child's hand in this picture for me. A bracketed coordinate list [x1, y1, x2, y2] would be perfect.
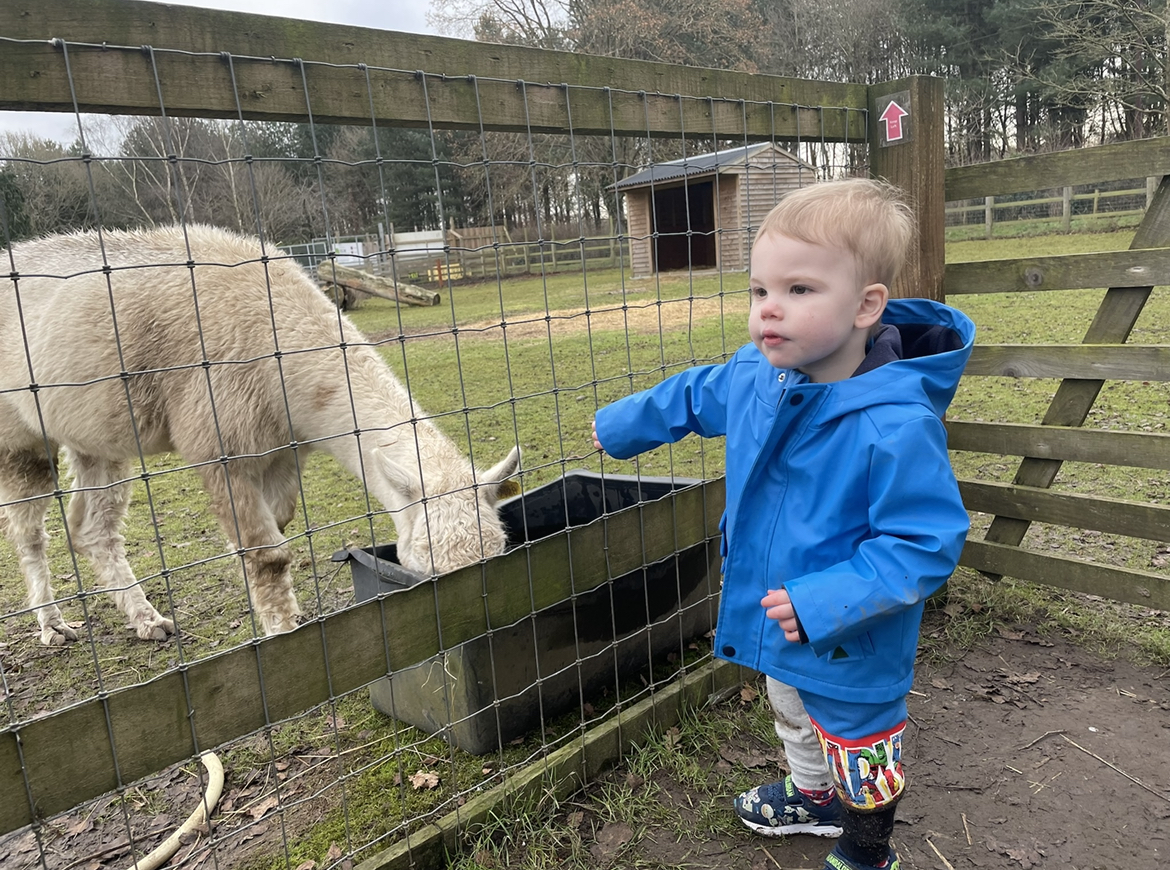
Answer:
[761, 588, 802, 643]
[592, 420, 604, 453]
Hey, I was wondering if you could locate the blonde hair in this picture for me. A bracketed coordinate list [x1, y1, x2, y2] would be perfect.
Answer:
[754, 178, 915, 288]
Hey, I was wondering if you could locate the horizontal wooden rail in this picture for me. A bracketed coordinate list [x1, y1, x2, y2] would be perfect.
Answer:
[960, 539, 1170, 611]
[946, 137, 1170, 201]
[944, 247, 1170, 296]
[958, 479, 1170, 542]
[355, 659, 749, 870]
[0, 0, 868, 139]
[0, 479, 724, 835]
[947, 421, 1170, 470]
[965, 345, 1170, 380]
[946, 186, 1147, 213]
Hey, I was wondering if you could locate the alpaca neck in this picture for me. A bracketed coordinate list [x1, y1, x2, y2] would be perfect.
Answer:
[316, 349, 459, 499]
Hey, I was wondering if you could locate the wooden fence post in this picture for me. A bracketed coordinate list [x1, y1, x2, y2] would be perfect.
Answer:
[1062, 186, 1072, 233]
[868, 75, 945, 301]
[985, 196, 994, 239]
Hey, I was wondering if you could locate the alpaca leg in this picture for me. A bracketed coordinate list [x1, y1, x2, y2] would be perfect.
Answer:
[263, 449, 303, 535]
[0, 450, 78, 645]
[201, 461, 300, 635]
[65, 452, 175, 641]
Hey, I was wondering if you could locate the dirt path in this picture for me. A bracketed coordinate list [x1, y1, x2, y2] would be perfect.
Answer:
[384, 293, 749, 344]
[579, 622, 1170, 870]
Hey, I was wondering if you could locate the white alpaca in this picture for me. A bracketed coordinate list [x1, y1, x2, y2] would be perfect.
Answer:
[0, 225, 520, 645]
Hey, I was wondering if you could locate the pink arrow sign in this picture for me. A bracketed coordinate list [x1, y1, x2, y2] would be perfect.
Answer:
[880, 101, 909, 142]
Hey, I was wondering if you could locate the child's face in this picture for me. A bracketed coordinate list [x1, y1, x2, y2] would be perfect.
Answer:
[748, 232, 884, 383]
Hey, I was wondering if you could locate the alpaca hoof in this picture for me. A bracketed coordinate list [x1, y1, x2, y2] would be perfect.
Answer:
[40, 622, 78, 646]
[261, 612, 300, 635]
[135, 615, 176, 642]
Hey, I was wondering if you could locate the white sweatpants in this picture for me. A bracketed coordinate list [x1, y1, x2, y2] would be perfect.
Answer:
[766, 676, 835, 792]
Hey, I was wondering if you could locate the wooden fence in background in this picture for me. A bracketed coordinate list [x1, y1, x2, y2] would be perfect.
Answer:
[945, 179, 1155, 238]
[945, 137, 1170, 612]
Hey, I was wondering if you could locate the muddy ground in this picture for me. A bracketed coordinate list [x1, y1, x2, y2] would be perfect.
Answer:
[579, 620, 1170, 870]
[2, 616, 1167, 870]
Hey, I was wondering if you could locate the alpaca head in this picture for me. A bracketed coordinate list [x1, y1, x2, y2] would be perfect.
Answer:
[372, 446, 521, 575]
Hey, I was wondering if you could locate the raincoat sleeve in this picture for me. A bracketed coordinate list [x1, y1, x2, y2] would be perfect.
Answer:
[593, 360, 734, 460]
[782, 414, 969, 657]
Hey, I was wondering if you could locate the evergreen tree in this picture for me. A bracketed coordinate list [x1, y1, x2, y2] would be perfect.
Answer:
[0, 168, 32, 243]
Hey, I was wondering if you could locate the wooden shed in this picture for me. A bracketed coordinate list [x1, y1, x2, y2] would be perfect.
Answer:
[612, 142, 815, 277]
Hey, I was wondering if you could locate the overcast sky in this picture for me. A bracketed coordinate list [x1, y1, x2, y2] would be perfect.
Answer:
[1, 0, 442, 145]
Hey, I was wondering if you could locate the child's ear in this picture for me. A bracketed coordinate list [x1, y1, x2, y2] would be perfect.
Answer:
[856, 282, 889, 329]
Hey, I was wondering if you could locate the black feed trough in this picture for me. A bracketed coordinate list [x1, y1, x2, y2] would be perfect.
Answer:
[331, 470, 719, 754]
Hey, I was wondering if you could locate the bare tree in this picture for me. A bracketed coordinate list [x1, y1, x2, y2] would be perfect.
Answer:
[758, 0, 908, 82]
[1012, 0, 1168, 143]
[570, 0, 765, 70]
[428, 0, 570, 46]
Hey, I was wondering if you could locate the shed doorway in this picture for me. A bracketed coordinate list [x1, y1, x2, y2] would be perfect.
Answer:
[652, 181, 716, 272]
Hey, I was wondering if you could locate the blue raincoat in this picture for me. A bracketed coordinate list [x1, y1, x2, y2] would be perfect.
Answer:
[594, 298, 975, 704]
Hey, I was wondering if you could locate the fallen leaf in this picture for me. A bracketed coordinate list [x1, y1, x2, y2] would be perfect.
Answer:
[663, 726, 682, 750]
[65, 817, 93, 836]
[249, 795, 279, 820]
[409, 770, 440, 790]
[987, 838, 1045, 869]
[1006, 672, 1041, 685]
[590, 821, 634, 860]
[718, 745, 771, 768]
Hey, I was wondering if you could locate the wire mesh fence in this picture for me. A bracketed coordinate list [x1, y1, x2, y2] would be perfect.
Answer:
[0, 14, 873, 870]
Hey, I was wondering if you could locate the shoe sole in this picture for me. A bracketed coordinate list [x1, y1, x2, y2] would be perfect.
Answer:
[737, 817, 843, 838]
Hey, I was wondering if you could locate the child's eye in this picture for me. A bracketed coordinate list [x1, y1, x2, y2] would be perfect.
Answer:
[750, 286, 767, 298]
[790, 284, 812, 295]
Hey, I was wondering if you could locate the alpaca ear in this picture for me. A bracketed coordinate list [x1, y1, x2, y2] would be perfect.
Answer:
[372, 448, 421, 501]
[480, 446, 521, 503]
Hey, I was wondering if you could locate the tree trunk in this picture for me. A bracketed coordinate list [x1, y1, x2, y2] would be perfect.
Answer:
[319, 262, 440, 307]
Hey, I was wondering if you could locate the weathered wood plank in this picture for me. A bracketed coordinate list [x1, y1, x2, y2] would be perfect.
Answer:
[944, 247, 1170, 296]
[0, 479, 724, 835]
[0, 0, 868, 139]
[947, 421, 1170, 470]
[960, 539, 1170, 611]
[353, 659, 748, 870]
[946, 136, 1170, 201]
[959, 480, 1170, 542]
[964, 345, 1170, 380]
[869, 77, 946, 301]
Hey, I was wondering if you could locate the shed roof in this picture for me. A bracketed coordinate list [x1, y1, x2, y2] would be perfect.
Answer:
[610, 142, 810, 191]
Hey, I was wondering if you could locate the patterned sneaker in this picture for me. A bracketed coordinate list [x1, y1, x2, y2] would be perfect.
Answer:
[824, 844, 900, 870]
[734, 776, 843, 837]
